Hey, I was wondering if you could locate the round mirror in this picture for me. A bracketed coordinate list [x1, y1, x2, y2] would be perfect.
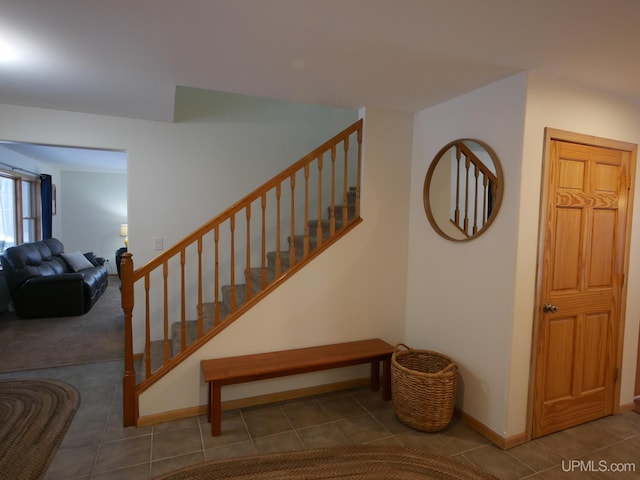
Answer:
[423, 139, 503, 241]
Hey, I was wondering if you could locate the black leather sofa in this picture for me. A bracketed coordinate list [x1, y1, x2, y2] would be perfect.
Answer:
[0, 238, 109, 318]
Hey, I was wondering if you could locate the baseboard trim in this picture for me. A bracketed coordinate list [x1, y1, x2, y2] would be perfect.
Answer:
[455, 408, 526, 450]
[138, 405, 206, 427]
[137, 377, 369, 427]
[455, 403, 640, 449]
[619, 401, 637, 413]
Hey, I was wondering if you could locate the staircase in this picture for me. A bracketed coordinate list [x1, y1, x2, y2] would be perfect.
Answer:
[120, 119, 363, 426]
[148, 189, 358, 372]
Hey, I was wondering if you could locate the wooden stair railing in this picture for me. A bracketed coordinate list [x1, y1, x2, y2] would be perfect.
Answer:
[121, 119, 363, 427]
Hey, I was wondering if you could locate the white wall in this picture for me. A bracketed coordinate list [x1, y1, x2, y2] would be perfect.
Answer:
[139, 107, 414, 417]
[406, 73, 528, 438]
[59, 170, 127, 275]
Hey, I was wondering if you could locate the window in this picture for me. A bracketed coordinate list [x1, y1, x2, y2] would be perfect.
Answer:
[0, 171, 41, 251]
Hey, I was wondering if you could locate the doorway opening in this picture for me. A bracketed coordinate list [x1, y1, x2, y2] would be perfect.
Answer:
[0, 140, 127, 276]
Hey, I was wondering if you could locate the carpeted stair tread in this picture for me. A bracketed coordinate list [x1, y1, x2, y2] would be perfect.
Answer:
[220, 284, 251, 311]
[288, 229, 333, 252]
[307, 219, 345, 233]
[169, 302, 229, 355]
[170, 318, 214, 355]
[201, 301, 230, 322]
[147, 302, 230, 370]
[328, 204, 356, 222]
[247, 267, 277, 293]
[146, 339, 168, 374]
[266, 250, 304, 270]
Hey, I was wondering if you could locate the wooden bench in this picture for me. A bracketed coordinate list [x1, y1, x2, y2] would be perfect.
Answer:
[201, 338, 394, 435]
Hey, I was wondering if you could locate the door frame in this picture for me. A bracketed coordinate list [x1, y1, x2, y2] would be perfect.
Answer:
[527, 127, 638, 441]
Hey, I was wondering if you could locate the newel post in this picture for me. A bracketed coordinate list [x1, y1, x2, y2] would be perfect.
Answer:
[121, 252, 137, 427]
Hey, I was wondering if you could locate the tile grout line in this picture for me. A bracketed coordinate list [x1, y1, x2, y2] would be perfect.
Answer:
[197, 419, 208, 464]
[89, 375, 124, 480]
[238, 407, 257, 453]
[278, 403, 307, 449]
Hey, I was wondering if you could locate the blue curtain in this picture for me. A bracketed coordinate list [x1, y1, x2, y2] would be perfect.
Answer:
[40, 174, 53, 239]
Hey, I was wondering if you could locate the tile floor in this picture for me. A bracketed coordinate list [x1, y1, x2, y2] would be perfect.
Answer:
[1, 360, 639, 480]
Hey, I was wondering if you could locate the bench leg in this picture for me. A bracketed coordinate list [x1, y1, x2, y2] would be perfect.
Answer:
[207, 382, 212, 423]
[210, 382, 222, 436]
[381, 355, 391, 401]
[370, 361, 380, 392]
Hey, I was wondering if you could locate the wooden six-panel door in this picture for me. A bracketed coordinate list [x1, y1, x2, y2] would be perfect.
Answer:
[532, 130, 636, 438]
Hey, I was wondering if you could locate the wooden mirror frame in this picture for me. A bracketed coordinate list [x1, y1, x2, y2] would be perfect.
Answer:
[423, 139, 503, 242]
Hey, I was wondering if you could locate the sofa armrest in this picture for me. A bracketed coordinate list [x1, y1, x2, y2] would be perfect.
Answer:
[13, 273, 85, 318]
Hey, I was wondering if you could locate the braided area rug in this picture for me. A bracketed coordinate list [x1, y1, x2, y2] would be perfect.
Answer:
[154, 446, 497, 480]
[0, 379, 79, 480]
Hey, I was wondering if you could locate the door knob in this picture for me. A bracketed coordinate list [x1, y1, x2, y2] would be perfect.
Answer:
[543, 303, 558, 313]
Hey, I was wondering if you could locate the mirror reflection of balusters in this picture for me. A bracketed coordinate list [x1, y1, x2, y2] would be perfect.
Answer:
[450, 141, 498, 237]
[423, 139, 503, 242]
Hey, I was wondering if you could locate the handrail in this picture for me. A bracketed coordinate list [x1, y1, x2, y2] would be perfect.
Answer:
[121, 119, 363, 426]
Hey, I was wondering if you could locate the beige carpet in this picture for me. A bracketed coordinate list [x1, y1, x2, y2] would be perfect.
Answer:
[0, 281, 123, 373]
[0, 379, 79, 480]
[154, 446, 498, 480]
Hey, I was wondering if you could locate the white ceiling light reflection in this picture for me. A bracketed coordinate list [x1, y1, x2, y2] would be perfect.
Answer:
[0, 27, 48, 67]
[0, 39, 19, 62]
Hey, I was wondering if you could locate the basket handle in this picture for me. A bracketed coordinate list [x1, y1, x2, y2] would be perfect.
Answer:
[441, 362, 457, 374]
[394, 343, 411, 354]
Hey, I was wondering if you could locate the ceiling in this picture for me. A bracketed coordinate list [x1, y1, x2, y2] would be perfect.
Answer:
[0, 0, 639, 170]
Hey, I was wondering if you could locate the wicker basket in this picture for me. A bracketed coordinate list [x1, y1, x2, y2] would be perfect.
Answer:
[391, 344, 458, 432]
